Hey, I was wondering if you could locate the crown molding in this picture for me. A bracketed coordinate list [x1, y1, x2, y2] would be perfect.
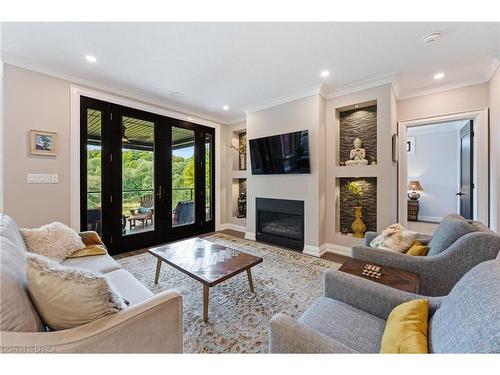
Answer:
[484, 53, 500, 81]
[397, 76, 492, 101]
[325, 73, 395, 99]
[243, 84, 323, 114]
[1, 52, 235, 125]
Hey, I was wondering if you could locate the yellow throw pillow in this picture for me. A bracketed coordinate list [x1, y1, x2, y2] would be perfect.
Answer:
[380, 299, 429, 354]
[67, 245, 107, 259]
[406, 240, 429, 256]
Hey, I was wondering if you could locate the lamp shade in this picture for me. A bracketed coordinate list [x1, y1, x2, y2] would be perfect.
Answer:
[407, 181, 423, 191]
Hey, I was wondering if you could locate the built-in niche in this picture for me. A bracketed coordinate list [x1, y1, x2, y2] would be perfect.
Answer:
[338, 103, 377, 166]
[337, 177, 377, 235]
[231, 178, 247, 219]
[231, 130, 247, 171]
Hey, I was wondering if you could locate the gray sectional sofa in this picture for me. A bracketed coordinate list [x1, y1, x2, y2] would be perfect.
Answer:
[352, 214, 500, 296]
[269, 253, 500, 353]
[0, 214, 183, 353]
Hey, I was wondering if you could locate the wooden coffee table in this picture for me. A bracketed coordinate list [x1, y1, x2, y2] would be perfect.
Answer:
[148, 237, 263, 322]
[338, 258, 420, 294]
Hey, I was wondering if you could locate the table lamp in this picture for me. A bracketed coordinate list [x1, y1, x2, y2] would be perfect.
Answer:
[407, 181, 423, 200]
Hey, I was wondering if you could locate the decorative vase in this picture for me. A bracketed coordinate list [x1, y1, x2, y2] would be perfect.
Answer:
[351, 206, 366, 238]
[239, 152, 247, 171]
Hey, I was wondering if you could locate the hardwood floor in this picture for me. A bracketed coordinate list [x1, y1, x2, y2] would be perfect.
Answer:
[113, 228, 350, 264]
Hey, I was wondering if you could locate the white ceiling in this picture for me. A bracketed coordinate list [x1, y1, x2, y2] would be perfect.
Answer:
[2, 22, 499, 124]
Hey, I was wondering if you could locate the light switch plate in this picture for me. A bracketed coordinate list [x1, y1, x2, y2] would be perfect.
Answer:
[27, 173, 51, 184]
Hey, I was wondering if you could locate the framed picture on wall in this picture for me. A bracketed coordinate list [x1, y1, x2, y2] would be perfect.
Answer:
[29, 130, 58, 156]
[407, 136, 415, 155]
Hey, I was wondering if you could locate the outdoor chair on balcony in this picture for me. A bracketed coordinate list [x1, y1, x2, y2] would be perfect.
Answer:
[128, 194, 155, 229]
[172, 201, 195, 226]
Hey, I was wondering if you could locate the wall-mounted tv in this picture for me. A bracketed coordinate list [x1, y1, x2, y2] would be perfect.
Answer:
[249, 130, 310, 175]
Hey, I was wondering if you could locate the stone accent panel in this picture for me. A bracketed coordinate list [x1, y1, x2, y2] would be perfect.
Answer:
[339, 177, 377, 233]
[339, 105, 377, 165]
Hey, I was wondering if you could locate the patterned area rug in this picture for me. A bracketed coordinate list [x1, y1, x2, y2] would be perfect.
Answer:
[117, 233, 341, 353]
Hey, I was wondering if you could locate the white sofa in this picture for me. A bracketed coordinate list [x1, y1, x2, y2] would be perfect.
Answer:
[0, 214, 183, 353]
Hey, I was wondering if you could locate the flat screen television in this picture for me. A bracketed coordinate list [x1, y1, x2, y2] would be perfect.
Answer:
[249, 130, 310, 175]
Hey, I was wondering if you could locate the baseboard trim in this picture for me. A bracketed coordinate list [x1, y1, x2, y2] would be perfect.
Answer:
[219, 223, 247, 233]
[244, 232, 256, 241]
[320, 243, 352, 257]
[302, 244, 326, 258]
[418, 215, 442, 223]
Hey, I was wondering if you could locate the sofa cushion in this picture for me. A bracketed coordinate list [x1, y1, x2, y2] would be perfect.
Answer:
[429, 260, 500, 353]
[20, 222, 86, 261]
[105, 269, 154, 306]
[62, 253, 121, 274]
[298, 297, 386, 353]
[0, 213, 28, 252]
[0, 237, 45, 332]
[26, 253, 128, 331]
[427, 214, 477, 256]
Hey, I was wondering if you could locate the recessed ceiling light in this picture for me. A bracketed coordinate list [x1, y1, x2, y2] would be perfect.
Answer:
[433, 72, 445, 80]
[85, 55, 97, 63]
[423, 32, 441, 45]
[171, 92, 185, 99]
[186, 117, 193, 121]
[222, 105, 229, 111]
[354, 105, 360, 108]
[320, 70, 330, 78]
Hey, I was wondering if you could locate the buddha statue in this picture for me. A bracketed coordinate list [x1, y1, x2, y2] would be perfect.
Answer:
[345, 138, 369, 166]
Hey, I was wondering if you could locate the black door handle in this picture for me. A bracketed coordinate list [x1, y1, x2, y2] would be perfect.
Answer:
[456, 192, 465, 196]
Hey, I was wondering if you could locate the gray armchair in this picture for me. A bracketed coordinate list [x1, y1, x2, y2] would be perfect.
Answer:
[352, 214, 500, 296]
[269, 255, 500, 353]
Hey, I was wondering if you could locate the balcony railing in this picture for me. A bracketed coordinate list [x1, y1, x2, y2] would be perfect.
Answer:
[87, 187, 195, 213]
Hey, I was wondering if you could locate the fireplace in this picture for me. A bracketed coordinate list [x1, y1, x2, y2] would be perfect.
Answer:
[256, 198, 304, 251]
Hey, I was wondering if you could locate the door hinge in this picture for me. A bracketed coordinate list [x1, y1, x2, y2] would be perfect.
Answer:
[110, 113, 113, 120]
[110, 236, 113, 244]
[110, 195, 113, 203]
[110, 154, 113, 162]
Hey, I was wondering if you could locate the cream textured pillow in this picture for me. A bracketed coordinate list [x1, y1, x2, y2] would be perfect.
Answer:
[20, 222, 85, 261]
[370, 223, 416, 252]
[26, 253, 127, 330]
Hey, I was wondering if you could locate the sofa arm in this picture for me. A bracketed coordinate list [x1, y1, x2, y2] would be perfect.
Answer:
[0, 290, 183, 353]
[351, 245, 430, 274]
[269, 313, 356, 353]
[324, 270, 444, 320]
[78, 231, 105, 248]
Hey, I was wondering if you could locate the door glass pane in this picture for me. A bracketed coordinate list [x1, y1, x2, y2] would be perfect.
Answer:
[122, 116, 155, 235]
[86, 109, 102, 235]
[205, 133, 213, 221]
[172, 127, 195, 227]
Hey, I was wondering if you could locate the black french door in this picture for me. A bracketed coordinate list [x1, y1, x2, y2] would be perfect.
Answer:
[80, 96, 215, 254]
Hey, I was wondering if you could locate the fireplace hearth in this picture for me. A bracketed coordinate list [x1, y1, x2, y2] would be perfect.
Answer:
[256, 198, 304, 251]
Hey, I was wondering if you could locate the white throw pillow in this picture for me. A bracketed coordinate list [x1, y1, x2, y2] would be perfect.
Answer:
[370, 223, 416, 253]
[26, 253, 127, 330]
[20, 222, 85, 261]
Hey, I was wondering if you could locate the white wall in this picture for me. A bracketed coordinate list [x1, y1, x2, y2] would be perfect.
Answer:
[397, 81, 496, 229]
[246, 95, 323, 251]
[407, 128, 459, 221]
[3, 64, 222, 228]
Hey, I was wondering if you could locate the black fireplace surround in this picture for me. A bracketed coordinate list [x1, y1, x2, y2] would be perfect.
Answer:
[256, 198, 305, 251]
